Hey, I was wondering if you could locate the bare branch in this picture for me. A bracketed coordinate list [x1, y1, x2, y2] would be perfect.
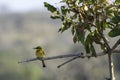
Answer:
[43, 53, 83, 60]
[112, 50, 120, 53]
[18, 50, 120, 64]
[18, 53, 83, 63]
[18, 58, 38, 63]
[57, 56, 80, 68]
[111, 38, 120, 52]
[99, 30, 111, 51]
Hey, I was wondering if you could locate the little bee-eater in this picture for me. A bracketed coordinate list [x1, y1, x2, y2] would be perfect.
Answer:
[34, 46, 46, 67]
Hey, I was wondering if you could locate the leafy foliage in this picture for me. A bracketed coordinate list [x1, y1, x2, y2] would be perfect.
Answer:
[108, 27, 120, 37]
[44, 0, 120, 57]
[44, 2, 57, 12]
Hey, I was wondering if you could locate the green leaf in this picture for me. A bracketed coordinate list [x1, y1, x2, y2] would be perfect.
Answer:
[103, 21, 109, 30]
[44, 2, 57, 12]
[84, 34, 91, 53]
[51, 15, 60, 19]
[61, 6, 67, 15]
[61, 16, 65, 21]
[78, 33, 85, 44]
[58, 28, 62, 32]
[100, 43, 107, 51]
[71, 13, 77, 19]
[71, 26, 75, 35]
[115, 0, 120, 3]
[108, 28, 120, 37]
[84, 33, 97, 57]
[60, 23, 70, 32]
[75, 28, 85, 44]
[111, 15, 120, 24]
[90, 44, 97, 57]
[78, 0, 83, 3]
[85, 42, 90, 53]
[73, 34, 77, 43]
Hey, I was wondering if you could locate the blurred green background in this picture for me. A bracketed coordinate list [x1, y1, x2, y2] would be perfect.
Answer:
[0, 0, 120, 80]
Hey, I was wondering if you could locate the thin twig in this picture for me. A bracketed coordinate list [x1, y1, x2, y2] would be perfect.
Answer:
[57, 49, 120, 68]
[43, 53, 82, 60]
[99, 30, 111, 51]
[111, 38, 120, 52]
[112, 50, 120, 53]
[18, 58, 38, 63]
[57, 56, 80, 68]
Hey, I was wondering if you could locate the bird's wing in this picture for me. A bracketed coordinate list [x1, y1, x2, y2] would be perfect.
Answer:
[42, 49, 45, 55]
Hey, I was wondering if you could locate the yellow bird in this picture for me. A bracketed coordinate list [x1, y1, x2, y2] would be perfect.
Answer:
[34, 46, 46, 67]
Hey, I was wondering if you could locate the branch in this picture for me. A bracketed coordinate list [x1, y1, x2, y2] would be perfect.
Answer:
[111, 38, 120, 52]
[99, 30, 111, 52]
[43, 53, 83, 60]
[107, 38, 120, 80]
[18, 58, 38, 63]
[18, 50, 120, 63]
[18, 52, 83, 63]
[57, 56, 80, 68]
[103, 38, 120, 80]
[57, 49, 120, 68]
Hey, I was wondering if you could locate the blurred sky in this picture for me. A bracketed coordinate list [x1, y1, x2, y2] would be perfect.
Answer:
[0, 0, 115, 13]
[0, 0, 60, 13]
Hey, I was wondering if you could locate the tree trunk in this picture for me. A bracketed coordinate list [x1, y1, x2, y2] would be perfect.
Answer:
[108, 53, 115, 80]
